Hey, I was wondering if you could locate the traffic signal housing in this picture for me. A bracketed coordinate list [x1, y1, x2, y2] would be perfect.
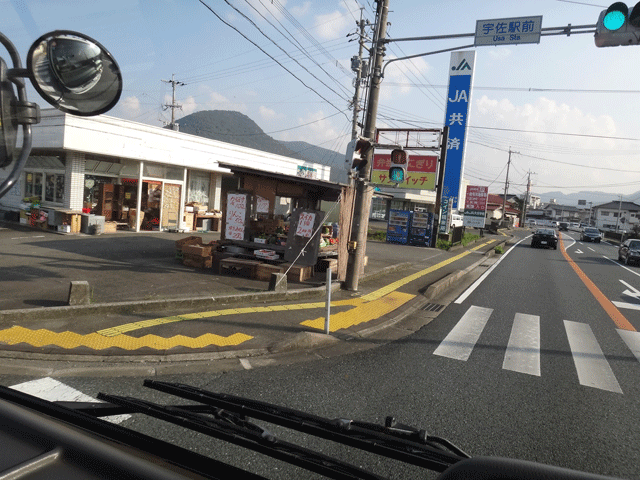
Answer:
[344, 137, 374, 174]
[389, 148, 409, 184]
[595, 2, 640, 47]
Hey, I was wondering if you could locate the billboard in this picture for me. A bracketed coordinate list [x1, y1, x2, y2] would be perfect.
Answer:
[442, 51, 476, 210]
[463, 185, 488, 228]
[371, 153, 437, 190]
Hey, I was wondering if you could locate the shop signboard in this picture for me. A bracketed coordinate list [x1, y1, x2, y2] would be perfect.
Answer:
[439, 197, 450, 234]
[463, 185, 488, 228]
[225, 192, 250, 241]
[371, 154, 437, 190]
[442, 50, 476, 210]
[285, 208, 325, 266]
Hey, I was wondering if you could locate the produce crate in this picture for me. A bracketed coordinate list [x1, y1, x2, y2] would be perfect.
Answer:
[183, 256, 213, 269]
[175, 236, 202, 251]
[182, 244, 213, 257]
[281, 263, 314, 282]
[254, 263, 284, 281]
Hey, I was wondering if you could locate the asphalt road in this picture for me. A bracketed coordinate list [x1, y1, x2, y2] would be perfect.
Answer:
[3, 229, 640, 480]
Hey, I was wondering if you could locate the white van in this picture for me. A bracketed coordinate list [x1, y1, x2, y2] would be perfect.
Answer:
[526, 219, 537, 227]
[451, 214, 463, 228]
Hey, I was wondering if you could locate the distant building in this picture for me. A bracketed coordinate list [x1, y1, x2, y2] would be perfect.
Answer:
[592, 201, 640, 232]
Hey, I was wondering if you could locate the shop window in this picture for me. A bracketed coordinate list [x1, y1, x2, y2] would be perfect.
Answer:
[188, 170, 210, 205]
[44, 173, 65, 203]
[25, 171, 65, 204]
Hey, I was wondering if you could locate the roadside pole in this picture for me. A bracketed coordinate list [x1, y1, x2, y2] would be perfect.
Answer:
[344, 0, 390, 291]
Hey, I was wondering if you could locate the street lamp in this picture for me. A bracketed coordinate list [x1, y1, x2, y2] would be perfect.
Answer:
[0, 30, 122, 200]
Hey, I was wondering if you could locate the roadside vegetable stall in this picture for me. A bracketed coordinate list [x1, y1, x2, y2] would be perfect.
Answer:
[177, 164, 352, 283]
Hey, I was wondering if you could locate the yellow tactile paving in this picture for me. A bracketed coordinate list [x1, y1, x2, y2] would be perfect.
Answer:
[0, 326, 253, 351]
[301, 291, 415, 332]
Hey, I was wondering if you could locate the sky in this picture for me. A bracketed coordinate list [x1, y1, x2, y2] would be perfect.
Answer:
[1, 0, 639, 203]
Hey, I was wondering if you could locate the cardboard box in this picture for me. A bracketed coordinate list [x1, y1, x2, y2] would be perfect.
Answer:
[254, 263, 283, 281]
[182, 244, 213, 257]
[103, 221, 118, 234]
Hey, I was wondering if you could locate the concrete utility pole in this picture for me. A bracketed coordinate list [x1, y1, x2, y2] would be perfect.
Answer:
[522, 170, 533, 225]
[502, 148, 514, 225]
[616, 194, 623, 232]
[344, 0, 390, 291]
[162, 74, 185, 130]
[350, 11, 368, 140]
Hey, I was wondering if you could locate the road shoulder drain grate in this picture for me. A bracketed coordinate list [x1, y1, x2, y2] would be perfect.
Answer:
[421, 303, 444, 312]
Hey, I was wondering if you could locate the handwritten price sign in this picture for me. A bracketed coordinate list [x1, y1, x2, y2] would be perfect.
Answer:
[295, 212, 315, 238]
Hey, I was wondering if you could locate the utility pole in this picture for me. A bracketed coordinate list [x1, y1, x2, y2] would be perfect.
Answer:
[616, 194, 623, 232]
[521, 170, 533, 226]
[162, 74, 185, 130]
[344, 0, 389, 291]
[502, 148, 514, 226]
[350, 10, 368, 140]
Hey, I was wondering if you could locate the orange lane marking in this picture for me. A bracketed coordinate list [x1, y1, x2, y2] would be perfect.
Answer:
[560, 233, 636, 332]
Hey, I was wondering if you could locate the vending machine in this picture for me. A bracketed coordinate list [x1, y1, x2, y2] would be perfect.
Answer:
[408, 211, 434, 247]
[386, 209, 410, 244]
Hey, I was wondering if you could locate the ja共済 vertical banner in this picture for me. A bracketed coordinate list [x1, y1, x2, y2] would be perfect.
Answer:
[442, 50, 476, 210]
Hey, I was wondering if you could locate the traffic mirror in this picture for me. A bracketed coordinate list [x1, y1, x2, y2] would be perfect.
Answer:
[26, 31, 122, 116]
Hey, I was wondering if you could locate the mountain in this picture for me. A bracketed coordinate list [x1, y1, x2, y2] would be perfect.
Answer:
[534, 190, 639, 207]
[176, 110, 306, 160]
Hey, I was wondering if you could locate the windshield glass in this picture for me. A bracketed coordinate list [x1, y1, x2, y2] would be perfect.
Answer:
[2, 2, 640, 480]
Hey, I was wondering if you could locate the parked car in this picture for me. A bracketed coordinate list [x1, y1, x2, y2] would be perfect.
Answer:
[619, 239, 640, 265]
[526, 219, 537, 227]
[531, 228, 558, 249]
[581, 227, 602, 243]
[559, 222, 569, 231]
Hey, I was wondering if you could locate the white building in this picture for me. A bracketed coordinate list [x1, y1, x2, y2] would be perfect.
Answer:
[0, 110, 334, 232]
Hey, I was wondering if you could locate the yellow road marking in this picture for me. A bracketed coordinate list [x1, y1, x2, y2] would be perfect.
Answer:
[301, 291, 415, 332]
[361, 239, 496, 302]
[0, 326, 253, 350]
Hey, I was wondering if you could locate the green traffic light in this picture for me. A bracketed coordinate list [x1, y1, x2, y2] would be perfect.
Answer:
[604, 2, 628, 30]
[389, 167, 405, 183]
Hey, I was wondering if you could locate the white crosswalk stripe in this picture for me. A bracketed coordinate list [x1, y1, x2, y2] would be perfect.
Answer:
[503, 313, 540, 376]
[564, 320, 622, 394]
[435, 306, 631, 394]
[433, 306, 492, 361]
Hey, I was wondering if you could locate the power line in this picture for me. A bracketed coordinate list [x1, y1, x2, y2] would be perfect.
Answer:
[197, 0, 350, 122]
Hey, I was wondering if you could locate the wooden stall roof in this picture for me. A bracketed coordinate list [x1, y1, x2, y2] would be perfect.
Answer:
[218, 162, 344, 201]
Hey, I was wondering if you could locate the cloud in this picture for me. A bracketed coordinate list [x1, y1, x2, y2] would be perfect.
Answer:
[467, 95, 627, 194]
[120, 96, 141, 117]
[290, 1, 311, 17]
[259, 105, 278, 120]
[313, 3, 352, 40]
[277, 110, 340, 145]
[381, 55, 432, 98]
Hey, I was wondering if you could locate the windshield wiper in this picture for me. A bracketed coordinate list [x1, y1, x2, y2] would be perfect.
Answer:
[93, 380, 468, 478]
